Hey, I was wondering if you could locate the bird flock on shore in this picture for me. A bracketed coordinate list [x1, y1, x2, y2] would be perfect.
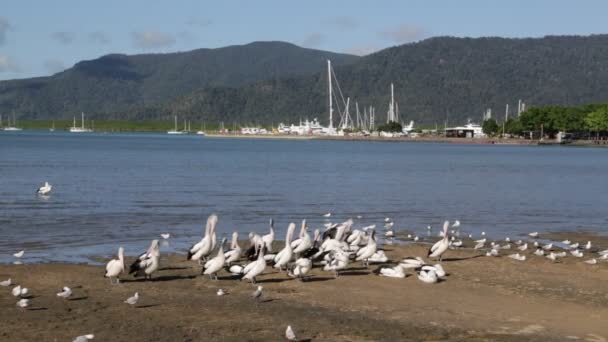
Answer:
[4, 212, 608, 341]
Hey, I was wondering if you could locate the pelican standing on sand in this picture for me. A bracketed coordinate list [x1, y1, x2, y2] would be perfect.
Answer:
[288, 257, 312, 281]
[224, 232, 242, 265]
[129, 240, 160, 280]
[355, 230, 377, 267]
[203, 238, 227, 280]
[428, 221, 450, 261]
[262, 218, 275, 252]
[274, 223, 296, 271]
[104, 247, 125, 284]
[243, 243, 267, 284]
[188, 214, 218, 264]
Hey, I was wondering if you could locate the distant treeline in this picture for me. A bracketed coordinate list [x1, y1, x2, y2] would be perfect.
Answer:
[482, 103, 608, 138]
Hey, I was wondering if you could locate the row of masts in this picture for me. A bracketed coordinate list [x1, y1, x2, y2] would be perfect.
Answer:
[483, 99, 527, 122]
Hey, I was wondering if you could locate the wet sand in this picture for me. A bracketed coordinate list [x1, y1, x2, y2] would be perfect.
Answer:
[1, 242, 607, 341]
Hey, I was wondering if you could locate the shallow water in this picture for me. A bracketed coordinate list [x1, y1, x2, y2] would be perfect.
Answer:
[1, 130, 607, 263]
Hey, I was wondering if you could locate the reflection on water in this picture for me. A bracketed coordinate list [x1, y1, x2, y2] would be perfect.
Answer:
[1, 130, 608, 263]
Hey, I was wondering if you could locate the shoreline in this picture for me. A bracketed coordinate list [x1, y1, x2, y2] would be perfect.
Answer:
[1, 238, 607, 341]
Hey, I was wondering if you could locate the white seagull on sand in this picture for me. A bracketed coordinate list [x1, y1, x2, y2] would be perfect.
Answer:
[56, 286, 72, 298]
[124, 292, 139, 305]
[16, 298, 30, 308]
[0, 278, 11, 287]
[12, 285, 28, 297]
[286, 325, 297, 341]
[72, 334, 95, 342]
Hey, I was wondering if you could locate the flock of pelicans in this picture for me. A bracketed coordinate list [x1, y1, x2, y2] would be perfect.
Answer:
[4, 210, 608, 342]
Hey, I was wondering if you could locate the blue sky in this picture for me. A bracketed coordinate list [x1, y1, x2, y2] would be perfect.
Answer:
[1, 0, 608, 80]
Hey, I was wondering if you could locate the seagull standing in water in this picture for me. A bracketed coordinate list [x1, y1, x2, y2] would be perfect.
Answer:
[36, 181, 52, 195]
[428, 221, 450, 261]
[104, 247, 125, 284]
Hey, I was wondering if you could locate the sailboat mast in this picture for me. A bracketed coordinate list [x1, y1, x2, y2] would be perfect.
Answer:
[81, 112, 85, 129]
[174, 115, 177, 131]
[328, 60, 333, 129]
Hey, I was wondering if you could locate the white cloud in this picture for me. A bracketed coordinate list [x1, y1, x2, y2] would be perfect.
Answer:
[378, 24, 427, 43]
[343, 45, 380, 56]
[323, 16, 358, 30]
[0, 17, 10, 45]
[132, 30, 176, 49]
[43, 59, 66, 74]
[301, 33, 324, 48]
[51, 31, 76, 45]
[0, 54, 20, 72]
[88, 31, 110, 44]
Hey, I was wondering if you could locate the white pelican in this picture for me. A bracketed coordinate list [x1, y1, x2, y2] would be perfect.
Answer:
[224, 232, 242, 265]
[203, 238, 227, 280]
[252, 285, 263, 302]
[217, 289, 225, 296]
[16, 298, 30, 308]
[323, 250, 349, 278]
[188, 214, 218, 264]
[13, 250, 24, 258]
[36, 181, 52, 195]
[0, 278, 11, 287]
[56, 286, 72, 298]
[368, 250, 388, 263]
[12, 285, 28, 297]
[379, 265, 405, 278]
[417, 269, 438, 284]
[291, 220, 308, 249]
[518, 243, 528, 251]
[399, 257, 425, 269]
[124, 292, 139, 305]
[423, 264, 446, 278]
[243, 244, 267, 284]
[73, 334, 95, 342]
[534, 248, 544, 256]
[274, 223, 296, 270]
[129, 240, 160, 280]
[262, 218, 275, 252]
[104, 247, 125, 284]
[528, 232, 539, 238]
[292, 221, 312, 257]
[356, 230, 377, 267]
[288, 258, 312, 280]
[584, 258, 597, 265]
[160, 233, 170, 239]
[428, 221, 449, 261]
[286, 325, 297, 341]
[508, 253, 526, 261]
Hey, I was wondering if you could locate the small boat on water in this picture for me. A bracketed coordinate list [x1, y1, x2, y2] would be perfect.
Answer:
[2, 113, 23, 131]
[69, 113, 93, 133]
[167, 115, 187, 135]
[50, 121, 55, 132]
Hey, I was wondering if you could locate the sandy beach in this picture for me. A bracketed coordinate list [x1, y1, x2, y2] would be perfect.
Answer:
[1, 237, 607, 342]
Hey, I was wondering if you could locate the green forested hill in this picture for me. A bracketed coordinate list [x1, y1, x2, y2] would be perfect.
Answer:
[3, 35, 608, 126]
[0, 41, 359, 120]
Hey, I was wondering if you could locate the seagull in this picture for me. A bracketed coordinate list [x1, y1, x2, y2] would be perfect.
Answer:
[12, 285, 28, 297]
[129, 240, 160, 280]
[73, 334, 95, 342]
[217, 289, 225, 296]
[323, 212, 331, 218]
[571, 249, 583, 258]
[546, 252, 558, 262]
[36, 181, 52, 195]
[508, 253, 526, 261]
[252, 285, 263, 302]
[384, 217, 390, 222]
[13, 250, 24, 258]
[585, 241, 592, 250]
[124, 292, 139, 305]
[534, 248, 545, 256]
[486, 249, 499, 257]
[105, 246, 125, 284]
[286, 325, 297, 341]
[385, 230, 394, 238]
[481, 231, 486, 236]
[160, 233, 170, 239]
[452, 220, 460, 228]
[542, 243, 553, 251]
[518, 243, 528, 251]
[378, 265, 406, 278]
[428, 221, 449, 261]
[0, 278, 11, 287]
[16, 298, 30, 308]
[562, 240, 571, 245]
[56, 286, 72, 299]
[569, 242, 579, 250]
[413, 236, 419, 242]
[584, 258, 597, 265]
[598, 249, 608, 256]
[528, 232, 539, 238]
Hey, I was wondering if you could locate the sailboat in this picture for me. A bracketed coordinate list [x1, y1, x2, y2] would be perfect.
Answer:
[167, 115, 186, 134]
[50, 121, 55, 132]
[3, 113, 23, 131]
[69, 112, 93, 133]
[196, 122, 206, 136]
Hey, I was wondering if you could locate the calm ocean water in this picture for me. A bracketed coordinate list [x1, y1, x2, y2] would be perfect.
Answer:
[1, 130, 607, 263]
